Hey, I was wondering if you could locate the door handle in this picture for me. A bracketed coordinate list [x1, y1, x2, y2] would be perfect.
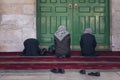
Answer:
[68, 3, 72, 8]
[74, 3, 78, 9]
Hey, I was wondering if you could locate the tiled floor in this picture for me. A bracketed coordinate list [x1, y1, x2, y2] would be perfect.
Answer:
[0, 70, 120, 80]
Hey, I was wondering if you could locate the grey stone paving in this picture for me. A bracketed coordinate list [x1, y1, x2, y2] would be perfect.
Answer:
[0, 70, 120, 80]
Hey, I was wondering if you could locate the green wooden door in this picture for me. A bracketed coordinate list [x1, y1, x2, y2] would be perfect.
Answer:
[72, 0, 110, 50]
[37, 0, 110, 50]
[37, 0, 72, 48]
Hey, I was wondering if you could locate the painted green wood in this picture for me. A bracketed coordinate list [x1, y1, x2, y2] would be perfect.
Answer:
[72, 0, 110, 50]
[37, 0, 72, 46]
[37, 0, 110, 50]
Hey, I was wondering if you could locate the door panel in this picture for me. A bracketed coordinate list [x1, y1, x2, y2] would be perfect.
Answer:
[37, 0, 72, 46]
[37, 0, 110, 50]
[72, 0, 109, 50]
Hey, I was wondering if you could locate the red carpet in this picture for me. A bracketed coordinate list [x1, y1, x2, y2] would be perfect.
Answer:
[0, 57, 120, 62]
[0, 51, 120, 70]
[0, 51, 120, 56]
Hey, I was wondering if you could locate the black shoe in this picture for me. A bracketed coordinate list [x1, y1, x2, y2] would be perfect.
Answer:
[58, 68, 65, 74]
[41, 48, 47, 55]
[95, 72, 100, 76]
[88, 72, 100, 77]
[79, 70, 86, 74]
[57, 55, 65, 58]
[50, 68, 58, 73]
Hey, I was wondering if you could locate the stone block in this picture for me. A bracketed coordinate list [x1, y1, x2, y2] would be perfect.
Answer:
[0, 4, 23, 14]
[22, 27, 36, 41]
[0, 29, 23, 52]
[23, 4, 36, 15]
[0, 0, 35, 4]
[1, 15, 35, 26]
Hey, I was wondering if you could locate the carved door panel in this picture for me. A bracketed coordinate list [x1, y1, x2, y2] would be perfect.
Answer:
[37, 0, 110, 50]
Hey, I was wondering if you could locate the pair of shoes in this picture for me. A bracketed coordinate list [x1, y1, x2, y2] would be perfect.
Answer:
[79, 70, 86, 74]
[58, 68, 65, 74]
[50, 68, 58, 73]
[88, 72, 100, 77]
[50, 68, 65, 74]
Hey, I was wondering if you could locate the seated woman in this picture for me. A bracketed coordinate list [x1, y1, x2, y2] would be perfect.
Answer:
[54, 25, 71, 58]
[80, 28, 98, 56]
[23, 38, 46, 56]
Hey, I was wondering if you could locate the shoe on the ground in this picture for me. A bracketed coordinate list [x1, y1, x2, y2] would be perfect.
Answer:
[50, 68, 58, 73]
[41, 48, 47, 55]
[88, 72, 100, 77]
[79, 70, 86, 74]
[58, 68, 65, 74]
[57, 55, 66, 58]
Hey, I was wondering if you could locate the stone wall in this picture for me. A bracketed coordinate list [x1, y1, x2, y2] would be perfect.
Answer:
[0, 0, 36, 52]
[111, 0, 120, 51]
[0, 0, 120, 51]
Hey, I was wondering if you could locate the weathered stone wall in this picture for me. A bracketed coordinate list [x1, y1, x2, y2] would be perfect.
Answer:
[0, 0, 120, 51]
[0, 0, 36, 52]
[111, 0, 120, 51]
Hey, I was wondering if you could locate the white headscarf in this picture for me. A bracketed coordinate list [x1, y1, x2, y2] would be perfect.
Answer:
[54, 25, 69, 41]
[84, 28, 92, 34]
